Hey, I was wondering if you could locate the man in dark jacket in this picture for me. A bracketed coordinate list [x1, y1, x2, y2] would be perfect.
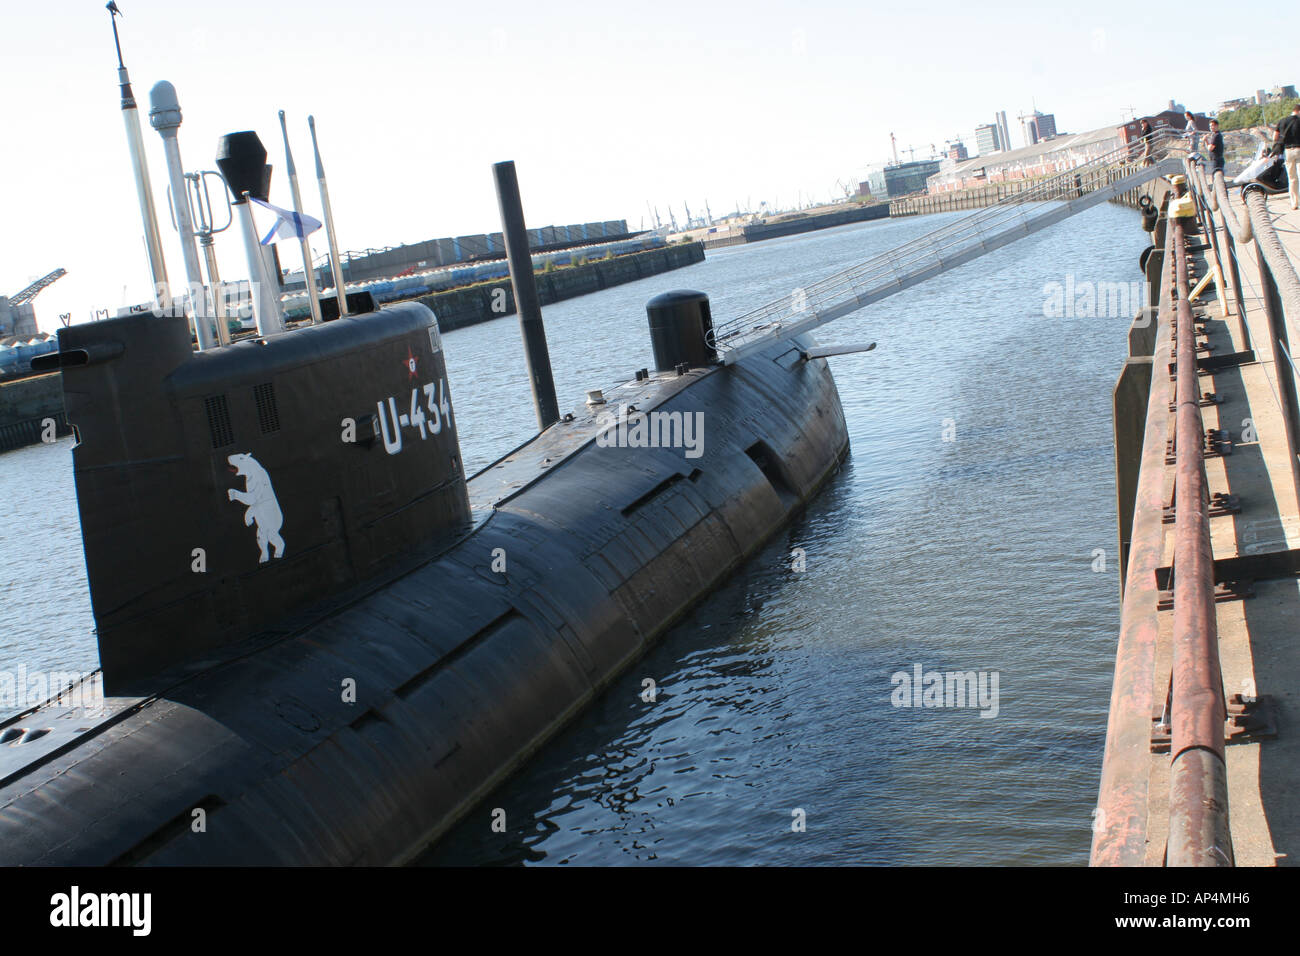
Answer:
[1206, 120, 1225, 174]
[1276, 104, 1300, 209]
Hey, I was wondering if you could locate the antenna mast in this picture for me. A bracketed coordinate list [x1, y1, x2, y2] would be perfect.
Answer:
[107, 2, 169, 307]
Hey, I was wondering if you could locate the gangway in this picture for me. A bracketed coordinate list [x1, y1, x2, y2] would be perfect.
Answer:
[710, 132, 1183, 364]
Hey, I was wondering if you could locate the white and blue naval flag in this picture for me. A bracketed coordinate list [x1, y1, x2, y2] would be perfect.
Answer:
[249, 197, 322, 246]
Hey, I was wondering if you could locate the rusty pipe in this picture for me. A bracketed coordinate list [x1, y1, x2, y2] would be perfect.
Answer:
[1165, 214, 1233, 867]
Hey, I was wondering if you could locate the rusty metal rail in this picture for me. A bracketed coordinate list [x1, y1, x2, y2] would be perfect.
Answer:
[1165, 212, 1233, 866]
[1091, 184, 1234, 866]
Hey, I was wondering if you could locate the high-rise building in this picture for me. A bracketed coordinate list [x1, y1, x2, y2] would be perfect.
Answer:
[948, 141, 969, 161]
[975, 123, 1001, 155]
[1032, 112, 1057, 140]
[997, 111, 1011, 156]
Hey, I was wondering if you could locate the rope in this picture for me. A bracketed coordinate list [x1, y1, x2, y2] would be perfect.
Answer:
[1211, 169, 1252, 243]
[1243, 188, 1300, 345]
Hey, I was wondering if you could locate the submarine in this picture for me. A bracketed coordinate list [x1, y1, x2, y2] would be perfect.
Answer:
[0, 12, 858, 862]
[0, 292, 849, 864]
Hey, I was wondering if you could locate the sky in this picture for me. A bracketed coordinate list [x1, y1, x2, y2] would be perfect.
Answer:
[1, 0, 1296, 331]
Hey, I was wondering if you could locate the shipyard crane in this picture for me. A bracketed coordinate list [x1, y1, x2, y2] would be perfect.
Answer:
[8, 268, 67, 307]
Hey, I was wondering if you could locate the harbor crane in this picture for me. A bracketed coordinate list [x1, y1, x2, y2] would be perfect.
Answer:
[7, 268, 67, 307]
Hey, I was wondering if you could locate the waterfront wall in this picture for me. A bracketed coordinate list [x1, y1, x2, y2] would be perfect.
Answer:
[413, 242, 706, 331]
[703, 204, 889, 249]
[0, 372, 68, 453]
[890, 180, 1040, 216]
[317, 219, 633, 287]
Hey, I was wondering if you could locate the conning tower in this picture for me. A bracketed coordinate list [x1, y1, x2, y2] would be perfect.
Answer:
[37, 302, 470, 693]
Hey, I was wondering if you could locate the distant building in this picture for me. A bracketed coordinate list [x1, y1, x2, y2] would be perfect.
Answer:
[948, 141, 969, 161]
[1032, 112, 1057, 140]
[926, 117, 1192, 194]
[997, 111, 1011, 158]
[1219, 97, 1252, 112]
[872, 159, 944, 198]
[975, 123, 1001, 155]
[1276, 85, 1299, 100]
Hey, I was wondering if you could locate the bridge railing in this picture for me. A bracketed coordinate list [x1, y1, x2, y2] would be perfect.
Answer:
[708, 130, 1183, 358]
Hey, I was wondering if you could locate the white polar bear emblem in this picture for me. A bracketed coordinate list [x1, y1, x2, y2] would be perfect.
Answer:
[226, 452, 286, 563]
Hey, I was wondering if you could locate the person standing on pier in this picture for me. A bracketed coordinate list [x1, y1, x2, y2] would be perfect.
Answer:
[1206, 120, 1225, 174]
[1183, 111, 1201, 153]
[1275, 103, 1300, 210]
[1138, 119, 1154, 166]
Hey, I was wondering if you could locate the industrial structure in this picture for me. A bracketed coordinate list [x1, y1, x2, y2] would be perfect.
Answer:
[0, 268, 65, 339]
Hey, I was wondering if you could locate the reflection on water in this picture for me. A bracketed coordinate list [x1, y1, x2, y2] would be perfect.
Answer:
[1, 203, 1145, 864]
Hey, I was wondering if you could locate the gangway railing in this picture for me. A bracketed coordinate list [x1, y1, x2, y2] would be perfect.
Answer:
[709, 130, 1184, 364]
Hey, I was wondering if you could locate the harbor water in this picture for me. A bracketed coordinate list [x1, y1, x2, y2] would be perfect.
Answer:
[0, 203, 1147, 865]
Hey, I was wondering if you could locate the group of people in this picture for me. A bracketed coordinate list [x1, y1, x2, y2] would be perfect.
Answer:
[1138, 110, 1226, 171]
[1134, 114, 1221, 169]
[1133, 102, 1300, 208]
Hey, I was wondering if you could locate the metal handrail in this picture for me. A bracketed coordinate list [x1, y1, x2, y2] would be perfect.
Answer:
[1166, 212, 1233, 866]
[709, 130, 1183, 355]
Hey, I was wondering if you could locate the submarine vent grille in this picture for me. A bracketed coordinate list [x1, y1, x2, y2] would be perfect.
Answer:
[254, 382, 280, 434]
[205, 395, 234, 449]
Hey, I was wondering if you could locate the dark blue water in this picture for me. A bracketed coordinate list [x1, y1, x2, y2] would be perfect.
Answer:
[0, 203, 1146, 864]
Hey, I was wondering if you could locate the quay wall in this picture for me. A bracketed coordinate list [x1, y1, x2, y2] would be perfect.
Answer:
[412, 242, 706, 331]
[703, 204, 888, 249]
[0, 372, 68, 453]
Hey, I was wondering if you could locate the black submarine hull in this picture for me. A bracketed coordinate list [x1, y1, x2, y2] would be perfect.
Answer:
[0, 303, 848, 864]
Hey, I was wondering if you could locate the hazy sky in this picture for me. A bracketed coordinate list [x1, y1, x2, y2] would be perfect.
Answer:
[2, 0, 1295, 330]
